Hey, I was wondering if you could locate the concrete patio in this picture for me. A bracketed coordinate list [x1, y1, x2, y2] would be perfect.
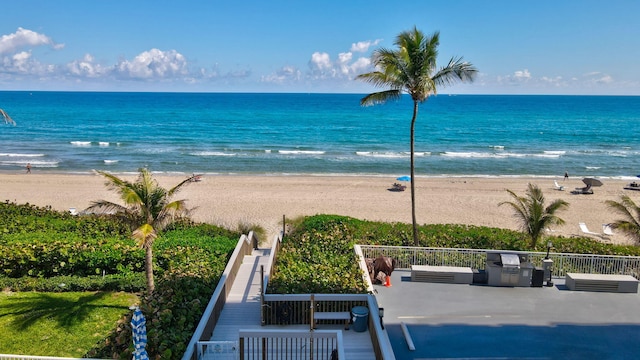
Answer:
[375, 270, 640, 359]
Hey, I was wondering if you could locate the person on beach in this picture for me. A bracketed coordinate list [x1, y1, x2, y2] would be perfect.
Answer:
[26, 163, 31, 173]
[564, 171, 568, 181]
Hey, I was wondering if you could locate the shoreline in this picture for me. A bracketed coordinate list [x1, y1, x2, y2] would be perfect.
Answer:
[1, 173, 635, 246]
[2, 169, 639, 181]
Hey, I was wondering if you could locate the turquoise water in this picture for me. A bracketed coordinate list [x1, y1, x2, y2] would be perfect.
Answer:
[1, 91, 639, 178]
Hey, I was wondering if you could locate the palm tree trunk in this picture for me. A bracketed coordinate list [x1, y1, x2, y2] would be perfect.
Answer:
[411, 101, 419, 246]
[145, 246, 155, 294]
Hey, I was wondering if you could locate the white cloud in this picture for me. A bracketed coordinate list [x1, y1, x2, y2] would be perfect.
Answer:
[260, 65, 301, 84]
[0, 27, 63, 55]
[67, 54, 108, 78]
[513, 69, 531, 80]
[309, 52, 332, 71]
[337, 52, 353, 75]
[350, 39, 381, 53]
[540, 76, 566, 87]
[308, 46, 373, 80]
[114, 49, 188, 79]
[583, 72, 613, 84]
[1, 50, 56, 75]
[497, 69, 533, 86]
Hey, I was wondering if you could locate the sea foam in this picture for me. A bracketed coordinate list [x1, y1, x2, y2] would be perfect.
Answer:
[191, 151, 237, 157]
[0, 153, 45, 157]
[279, 150, 325, 155]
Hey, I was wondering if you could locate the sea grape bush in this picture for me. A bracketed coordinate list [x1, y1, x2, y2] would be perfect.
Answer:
[0, 273, 146, 292]
[0, 201, 130, 238]
[1, 201, 240, 360]
[0, 233, 143, 278]
[90, 229, 237, 359]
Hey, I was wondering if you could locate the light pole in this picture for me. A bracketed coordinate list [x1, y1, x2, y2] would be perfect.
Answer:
[544, 241, 553, 286]
[545, 241, 552, 259]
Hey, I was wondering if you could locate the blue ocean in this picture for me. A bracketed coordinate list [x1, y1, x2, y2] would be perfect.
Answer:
[1, 91, 639, 178]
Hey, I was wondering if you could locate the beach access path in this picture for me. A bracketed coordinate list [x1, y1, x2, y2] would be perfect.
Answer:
[205, 247, 376, 360]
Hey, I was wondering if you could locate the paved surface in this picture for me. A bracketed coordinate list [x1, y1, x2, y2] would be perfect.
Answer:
[374, 270, 640, 360]
[207, 248, 375, 360]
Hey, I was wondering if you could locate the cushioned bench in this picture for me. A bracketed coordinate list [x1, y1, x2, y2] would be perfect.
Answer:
[565, 273, 639, 293]
[411, 265, 474, 284]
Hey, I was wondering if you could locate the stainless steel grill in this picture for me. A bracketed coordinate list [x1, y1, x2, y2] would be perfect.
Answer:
[486, 251, 534, 287]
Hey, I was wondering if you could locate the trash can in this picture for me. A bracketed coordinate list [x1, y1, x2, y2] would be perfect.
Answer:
[531, 267, 544, 287]
[351, 306, 369, 332]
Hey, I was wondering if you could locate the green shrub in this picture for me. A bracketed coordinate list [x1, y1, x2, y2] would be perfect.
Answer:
[0, 233, 143, 278]
[269, 215, 640, 294]
[1, 202, 240, 360]
[0, 201, 130, 238]
[0, 273, 146, 292]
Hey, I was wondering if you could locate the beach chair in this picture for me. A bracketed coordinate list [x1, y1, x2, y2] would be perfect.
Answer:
[579, 222, 601, 237]
[603, 224, 614, 236]
[553, 180, 565, 191]
[579, 222, 610, 242]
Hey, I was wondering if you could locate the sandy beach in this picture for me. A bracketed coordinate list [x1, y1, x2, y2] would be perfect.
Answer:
[1, 173, 635, 245]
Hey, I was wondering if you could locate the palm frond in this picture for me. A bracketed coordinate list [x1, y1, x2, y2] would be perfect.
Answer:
[606, 196, 640, 243]
[133, 223, 157, 249]
[359, 90, 402, 106]
[0, 109, 16, 126]
[500, 184, 568, 248]
[167, 174, 201, 197]
[433, 56, 478, 88]
[84, 200, 130, 215]
[154, 199, 189, 231]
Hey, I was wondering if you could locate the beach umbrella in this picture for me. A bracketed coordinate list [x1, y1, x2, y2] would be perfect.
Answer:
[582, 178, 603, 187]
[131, 307, 149, 360]
[396, 176, 411, 182]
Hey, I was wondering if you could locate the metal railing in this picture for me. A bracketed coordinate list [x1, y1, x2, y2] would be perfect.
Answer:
[238, 330, 344, 360]
[259, 293, 394, 360]
[358, 245, 640, 279]
[262, 293, 368, 327]
[0, 356, 103, 360]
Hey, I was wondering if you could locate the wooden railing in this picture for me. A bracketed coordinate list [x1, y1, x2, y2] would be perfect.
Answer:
[358, 245, 640, 279]
[181, 231, 256, 360]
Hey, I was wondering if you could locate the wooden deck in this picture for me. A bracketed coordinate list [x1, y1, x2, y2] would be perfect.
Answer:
[208, 248, 376, 359]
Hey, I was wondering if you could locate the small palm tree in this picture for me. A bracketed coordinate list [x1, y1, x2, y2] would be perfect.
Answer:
[85, 168, 198, 293]
[605, 195, 640, 244]
[499, 183, 569, 249]
[356, 27, 477, 245]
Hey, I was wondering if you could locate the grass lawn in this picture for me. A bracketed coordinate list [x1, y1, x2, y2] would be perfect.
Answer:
[0, 291, 138, 357]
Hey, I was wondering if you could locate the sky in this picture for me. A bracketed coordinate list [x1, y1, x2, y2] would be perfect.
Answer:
[1, 0, 639, 95]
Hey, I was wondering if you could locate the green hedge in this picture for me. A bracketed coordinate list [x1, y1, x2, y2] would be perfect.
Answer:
[268, 215, 640, 294]
[0, 273, 146, 292]
[0, 201, 240, 360]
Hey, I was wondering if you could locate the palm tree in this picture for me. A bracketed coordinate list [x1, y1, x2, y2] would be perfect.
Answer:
[499, 183, 569, 249]
[85, 168, 198, 293]
[605, 195, 640, 244]
[356, 27, 477, 245]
